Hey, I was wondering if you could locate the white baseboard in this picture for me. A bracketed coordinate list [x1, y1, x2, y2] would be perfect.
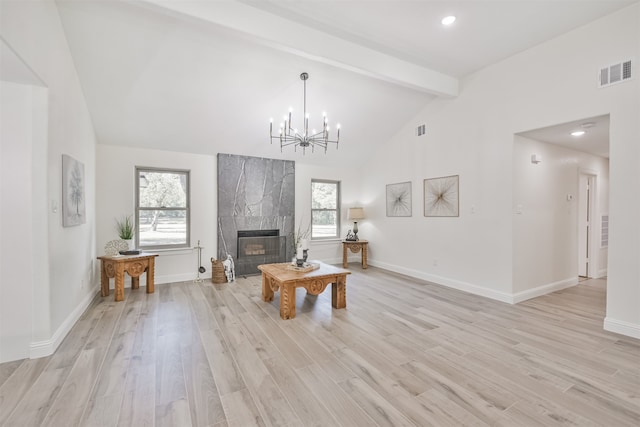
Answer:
[604, 317, 640, 339]
[104, 272, 211, 289]
[512, 277, 578, 304]
[596, 268, 608, 278]
[155, 272, 210, 284]
[322, 257, 344, 266]
[367, 259, 514, 304]
[29, 289, 98, 359]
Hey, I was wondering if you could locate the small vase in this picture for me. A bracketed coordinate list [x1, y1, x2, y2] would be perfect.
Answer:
[123, 239, 133, 251]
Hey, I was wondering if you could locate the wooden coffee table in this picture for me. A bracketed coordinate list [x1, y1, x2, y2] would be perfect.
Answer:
[258, 261, 351, 320]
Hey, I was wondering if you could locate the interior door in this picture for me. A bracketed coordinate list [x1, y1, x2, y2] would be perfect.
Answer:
[578, 175, 591, 277]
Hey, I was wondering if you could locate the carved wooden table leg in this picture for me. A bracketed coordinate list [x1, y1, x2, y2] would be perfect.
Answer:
[101, 261, 109, 297]
[280, 283, 296, 319]
[115, 263, 126, 302]
[342, 244, 348, 268]
[262, 273, 274, 301]
[362, 245, 368, 269]
[146, 257, 155, 294]
[332, 276, 347, 309]
[131, 276, 140, 290]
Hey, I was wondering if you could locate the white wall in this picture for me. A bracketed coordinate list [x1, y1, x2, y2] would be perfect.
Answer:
[512, 136, 609, 300]
[0, 0, 98, 360]
[97, 145, 216, 283]
[295, 163, 363, 264]
[0, 82, 48, 362]
[360, 2, 639, 334]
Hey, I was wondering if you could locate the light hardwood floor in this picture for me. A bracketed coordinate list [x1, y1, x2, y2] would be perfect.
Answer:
[1, 267, 638, 426]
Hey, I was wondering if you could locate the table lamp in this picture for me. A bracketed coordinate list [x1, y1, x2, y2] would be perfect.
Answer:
[348, 207, 365, 241]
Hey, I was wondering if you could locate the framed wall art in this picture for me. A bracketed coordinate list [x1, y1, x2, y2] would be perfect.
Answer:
[424, 175, 459, 217]
[386, 181, 412, 217]
[62, 154, 86, 227]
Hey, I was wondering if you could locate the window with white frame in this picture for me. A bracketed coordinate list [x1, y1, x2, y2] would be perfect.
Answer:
[135, 167, 190, 249]
[311, 179, 340, 239]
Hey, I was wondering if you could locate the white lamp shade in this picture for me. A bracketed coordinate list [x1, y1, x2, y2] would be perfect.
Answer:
[348, 207, 365, 220]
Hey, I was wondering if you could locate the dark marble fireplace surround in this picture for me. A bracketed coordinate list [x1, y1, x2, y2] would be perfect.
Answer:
[217, 153, 295, 276]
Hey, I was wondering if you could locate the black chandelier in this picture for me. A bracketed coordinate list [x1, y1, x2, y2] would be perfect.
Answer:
[270, 72, 340, 154]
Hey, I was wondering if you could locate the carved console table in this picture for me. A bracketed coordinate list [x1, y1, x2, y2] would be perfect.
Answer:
[258, 261, 351, 320]
[97, 253, 158, 301]
[342, 240, 368, 269]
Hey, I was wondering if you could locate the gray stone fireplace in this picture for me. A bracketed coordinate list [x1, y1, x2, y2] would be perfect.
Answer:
[217, 153, 294, 276]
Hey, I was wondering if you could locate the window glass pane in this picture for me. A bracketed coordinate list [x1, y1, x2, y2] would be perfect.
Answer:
[311, 182, 337, 209]
[139, 209, 187, 247]
[139, 171, 187, 208]
[312, 210, 337, 238]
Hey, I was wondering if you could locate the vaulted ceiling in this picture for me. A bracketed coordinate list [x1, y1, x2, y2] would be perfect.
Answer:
[56, 0, 632, 166]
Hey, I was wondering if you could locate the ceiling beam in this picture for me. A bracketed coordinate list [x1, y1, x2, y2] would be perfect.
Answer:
[140, 0, 459, 97]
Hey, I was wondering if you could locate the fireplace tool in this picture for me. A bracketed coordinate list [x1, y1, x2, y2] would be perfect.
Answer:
[194, 240, 205, 283]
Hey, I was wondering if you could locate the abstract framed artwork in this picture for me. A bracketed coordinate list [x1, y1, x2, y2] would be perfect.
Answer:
[424, 175, 459, 217]
[386, 181, 412, 217]
[62, 154, 86, 227]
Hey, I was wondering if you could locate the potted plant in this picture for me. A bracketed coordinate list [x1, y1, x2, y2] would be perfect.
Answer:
[115, 215, 135, 250]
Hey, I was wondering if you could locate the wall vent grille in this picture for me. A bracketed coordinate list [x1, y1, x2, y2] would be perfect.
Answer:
[598, 59, 633, 88]
[416, 124, 426, 136]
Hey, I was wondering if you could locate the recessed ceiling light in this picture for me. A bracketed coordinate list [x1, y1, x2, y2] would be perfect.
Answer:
[571, 130, 586, 137]
[442, 16, 456, 26]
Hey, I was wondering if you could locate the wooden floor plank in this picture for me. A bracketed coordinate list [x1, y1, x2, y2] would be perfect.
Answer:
[0, 357, 49, 424]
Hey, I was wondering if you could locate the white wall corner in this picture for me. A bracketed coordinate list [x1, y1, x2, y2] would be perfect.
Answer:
[368, 259, 514, 304]
[29, 290, 98, 359]
[512, 277, 579, 304]
[604, 317, 640, 339]
[596, 269, 608, 279]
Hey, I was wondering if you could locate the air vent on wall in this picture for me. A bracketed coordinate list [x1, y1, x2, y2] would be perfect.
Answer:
[416, 124, 426, 136]
[598, 59, 633, 88]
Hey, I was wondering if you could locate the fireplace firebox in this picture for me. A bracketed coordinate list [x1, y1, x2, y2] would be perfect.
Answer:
[236, 229, 287, 275]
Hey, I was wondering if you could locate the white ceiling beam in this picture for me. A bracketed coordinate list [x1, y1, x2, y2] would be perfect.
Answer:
[140, 0, 458, 97]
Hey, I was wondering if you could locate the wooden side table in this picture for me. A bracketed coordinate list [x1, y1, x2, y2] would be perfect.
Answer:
[342, 240, 368, 269]
[97, 253, 158, 301]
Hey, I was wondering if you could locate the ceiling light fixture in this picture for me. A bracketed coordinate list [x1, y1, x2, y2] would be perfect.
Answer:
[571, 130, 586, 137]
[442, 15, 456, 26]
[270, 72, 340, 154]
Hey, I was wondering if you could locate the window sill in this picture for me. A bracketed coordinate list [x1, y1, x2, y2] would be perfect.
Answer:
[310, 238, 342, 246]
[140, 247, 193, 255]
